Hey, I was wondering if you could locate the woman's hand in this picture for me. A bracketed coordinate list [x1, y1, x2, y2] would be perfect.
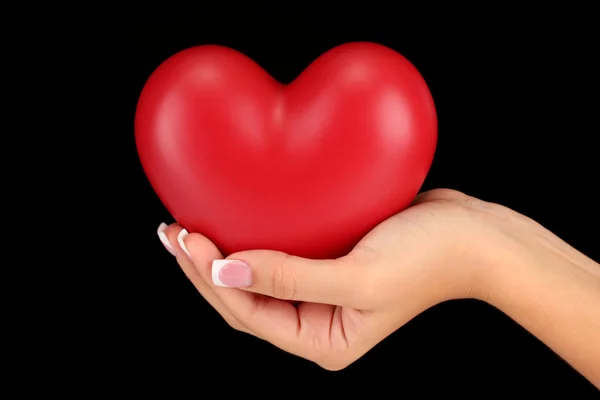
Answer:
[157, 188, 600, 385]
[158, 189, 495, 369]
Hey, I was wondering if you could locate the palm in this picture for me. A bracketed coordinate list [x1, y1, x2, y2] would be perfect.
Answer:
[179, 189, 472, 367]
[294, 302, 364, 353]
[244, 194, 465, 357]
[284, 190, 475, 356]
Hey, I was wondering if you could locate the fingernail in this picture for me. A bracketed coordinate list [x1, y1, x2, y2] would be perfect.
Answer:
[157, 223, 175, 256]
[212, 260, 252, 288]
[177, 229, 191, 258]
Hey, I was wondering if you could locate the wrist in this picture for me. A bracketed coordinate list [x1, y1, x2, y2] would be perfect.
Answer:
[473, 221, 600, 384]
[444, 203, 583, 304]
[474, 218, 600, 307]
[432, 222, 508, 303]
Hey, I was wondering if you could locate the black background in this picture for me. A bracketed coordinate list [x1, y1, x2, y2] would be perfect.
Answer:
[99, 4, 598, 396]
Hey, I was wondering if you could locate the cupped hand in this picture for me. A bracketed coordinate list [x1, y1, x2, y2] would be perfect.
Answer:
[158, 189, 502, 370]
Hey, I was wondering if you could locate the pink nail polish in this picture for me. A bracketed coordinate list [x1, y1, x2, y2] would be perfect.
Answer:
[211, 260, 252, 287]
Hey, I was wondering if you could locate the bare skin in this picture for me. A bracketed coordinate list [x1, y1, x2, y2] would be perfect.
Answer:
[159, 189, 600, 387]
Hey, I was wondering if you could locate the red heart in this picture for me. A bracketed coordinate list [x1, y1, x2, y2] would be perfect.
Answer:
[135, 42, 437, 259]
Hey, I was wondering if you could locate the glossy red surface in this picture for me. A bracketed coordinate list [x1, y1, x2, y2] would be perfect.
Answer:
[135, 42, 437, 258]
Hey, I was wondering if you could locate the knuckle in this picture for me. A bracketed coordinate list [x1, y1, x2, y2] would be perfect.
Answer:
[432, 188, 464, 198]
[463, 196, 487, 209]
[417, 188, 466, 203]
[270, 254, 298, 300]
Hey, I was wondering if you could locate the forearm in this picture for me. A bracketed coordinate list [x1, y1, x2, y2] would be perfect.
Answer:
[483, 232, 600, 387]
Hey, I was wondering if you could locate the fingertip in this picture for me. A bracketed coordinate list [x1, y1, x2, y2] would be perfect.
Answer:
[164, 223, 183, 246]
[157, 222, 169, 234]
[177, 229, 191, 258]
[211, 259, 253, 288]
[157, 222, 179, 256]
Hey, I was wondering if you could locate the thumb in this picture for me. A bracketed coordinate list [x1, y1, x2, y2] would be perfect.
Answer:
[211, 251, 362, 306]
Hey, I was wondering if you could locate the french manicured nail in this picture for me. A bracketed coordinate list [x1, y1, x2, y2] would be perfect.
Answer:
[177, 229, 191, 258]
[212, 260, 252, 288]
[157, 223, 175, 256]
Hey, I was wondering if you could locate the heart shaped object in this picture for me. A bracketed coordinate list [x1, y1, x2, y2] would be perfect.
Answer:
[135, 42, 437, 259]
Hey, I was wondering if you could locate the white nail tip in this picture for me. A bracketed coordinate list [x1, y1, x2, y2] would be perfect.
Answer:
[177, 229, 191, 258]
[157, 223, 175, 255]
[212, 260, 232, 287]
